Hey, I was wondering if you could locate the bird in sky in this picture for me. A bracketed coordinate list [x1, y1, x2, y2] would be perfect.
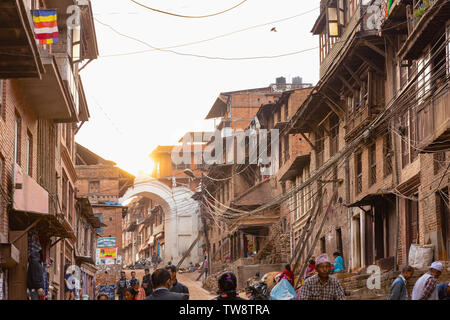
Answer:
[270, 27, 277, 32]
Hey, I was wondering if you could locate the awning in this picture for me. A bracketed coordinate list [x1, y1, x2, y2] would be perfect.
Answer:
[9, 211, 76, 241]
[126, 222, 138, 232]
[75, 255, 95, 266]
[77, 197, 102, 228]
[348, 192, 395, 208]
[205, 96, 229, 119]
[279, 154, 311, 182]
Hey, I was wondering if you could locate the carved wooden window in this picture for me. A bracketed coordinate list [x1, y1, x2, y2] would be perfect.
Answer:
[329, 113, 339, 156]
[383, 134, 392, 177]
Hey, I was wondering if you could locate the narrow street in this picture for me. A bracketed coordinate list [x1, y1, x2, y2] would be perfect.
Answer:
[1, 0, 450, 307]
[124, 269, 215, 300]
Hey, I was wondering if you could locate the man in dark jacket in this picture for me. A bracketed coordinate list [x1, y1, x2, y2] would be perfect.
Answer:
[437, 282, 450, 300]
[145, 269, 188, 300]
[142, 267, 153, 296]
[165, 265, 189, 296]
[116, 271, 129, 300]
[388, 265, 414, 300]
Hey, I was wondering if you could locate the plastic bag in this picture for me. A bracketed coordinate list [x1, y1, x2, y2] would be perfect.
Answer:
[408, 244, 434, 269]
[269, 278, 297, 300]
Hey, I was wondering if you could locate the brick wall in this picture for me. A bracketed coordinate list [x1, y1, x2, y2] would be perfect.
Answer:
[0, 80, 39, 238]
[93, 206, 123, 256]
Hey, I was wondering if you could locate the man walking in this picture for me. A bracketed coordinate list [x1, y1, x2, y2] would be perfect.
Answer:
[142, 267, 153, 297]
[165, 265, 189, 296]
[388, 265, 414, 300]
[129, 271, 139, 288]
[204, 256, 208, 279]
[412, 261, 443, 300]
[144, 269, 188, 300]
[116, 271, 129, 300]
[298, 253, 346, 300]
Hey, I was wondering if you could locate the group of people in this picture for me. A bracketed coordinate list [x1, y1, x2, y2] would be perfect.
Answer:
[275, 253, 449, 300]
[277, 251, 344, 290]
[104, 266, 190, 300]
[95, 253, 449, 301]
[97, 264, 245, 301]
[388, 261, 450, 300]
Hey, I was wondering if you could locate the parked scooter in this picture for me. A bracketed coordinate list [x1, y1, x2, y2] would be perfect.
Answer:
[246, 281, 269, 300]
[245, 272, 269, 300]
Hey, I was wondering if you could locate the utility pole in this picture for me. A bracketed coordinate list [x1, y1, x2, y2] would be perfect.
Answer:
[200, 173, 212, 276]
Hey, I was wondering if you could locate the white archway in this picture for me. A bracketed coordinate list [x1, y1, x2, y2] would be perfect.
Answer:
[119, 177, 201, 267]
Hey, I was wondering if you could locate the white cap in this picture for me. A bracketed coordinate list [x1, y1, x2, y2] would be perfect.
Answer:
[430, 261, 443, 272]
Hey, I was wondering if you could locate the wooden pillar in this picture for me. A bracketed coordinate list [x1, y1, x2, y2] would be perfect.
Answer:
[360, 210, 366, 267]
[383, 211, 388, 258]
[240, 231, 245, 258]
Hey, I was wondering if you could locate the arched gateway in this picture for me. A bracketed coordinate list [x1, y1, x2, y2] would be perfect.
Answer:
[119, 176, 202, 268]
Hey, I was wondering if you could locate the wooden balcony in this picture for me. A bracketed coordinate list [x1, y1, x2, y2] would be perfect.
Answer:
[0, 0, 44, 78]
[320, 1, 380, 78]
[399, 0, 450, 60]
[345, 104, 375, 140]
[17, 50, 77, 122]
[416, 84, 450, 152]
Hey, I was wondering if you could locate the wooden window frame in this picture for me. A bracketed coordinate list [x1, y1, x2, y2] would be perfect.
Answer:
[62, 171, 68, 217]
[0, 80, 4, 120]
[26, 131, 33, 177]
[89, 180, 100, 194]
[14, 112, 22, 166]
[315, 129, 325, 169]
[383, 134, 393, 177]
[329, 113, 339, 156]
[369, 143, 376, 186]
[355, 150, 362, 195]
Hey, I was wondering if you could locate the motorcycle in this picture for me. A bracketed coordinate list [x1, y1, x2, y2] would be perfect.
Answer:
[245, 281, 269, 300]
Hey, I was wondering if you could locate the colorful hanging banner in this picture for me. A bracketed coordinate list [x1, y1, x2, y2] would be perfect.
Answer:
[32, 9, 59, 45]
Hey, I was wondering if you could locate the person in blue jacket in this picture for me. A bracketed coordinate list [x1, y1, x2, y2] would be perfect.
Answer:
[333, 252, 345, 273]
[388, 265, 414, 300]
[437, 282, 450, 300]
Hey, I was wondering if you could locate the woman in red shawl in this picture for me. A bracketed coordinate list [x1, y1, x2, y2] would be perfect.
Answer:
[281, 264, 295, 287]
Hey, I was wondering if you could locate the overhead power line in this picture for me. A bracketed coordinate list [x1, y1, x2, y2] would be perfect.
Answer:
[96, 6, 319, 57]
[129, 0, 249, 19]
[95, 17, 318, 60]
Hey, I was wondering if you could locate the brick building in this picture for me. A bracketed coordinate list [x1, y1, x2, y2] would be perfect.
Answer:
[75, 143, 135, 260]
[286, 0, 450, 287]
[120, 138, 214, 269]
[198, 81, 313, 284]
[0, 0, 98, 300]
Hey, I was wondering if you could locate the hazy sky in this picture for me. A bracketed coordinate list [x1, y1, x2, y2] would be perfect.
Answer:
[75, 0, 321, 176]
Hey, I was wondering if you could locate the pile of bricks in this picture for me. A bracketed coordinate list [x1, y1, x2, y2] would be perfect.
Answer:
[258, 222, 291, 264]
[202, 271, 222, 293]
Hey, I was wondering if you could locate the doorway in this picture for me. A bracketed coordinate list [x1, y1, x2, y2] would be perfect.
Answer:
[406, 198, 419, 255]
[439, 189, 450, 259]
